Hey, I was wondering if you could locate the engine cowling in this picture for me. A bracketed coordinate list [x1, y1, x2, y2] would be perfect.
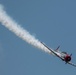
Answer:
[64, 55, 71, 62]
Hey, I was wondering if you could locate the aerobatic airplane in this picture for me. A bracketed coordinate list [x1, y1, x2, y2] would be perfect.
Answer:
[41, 42, 76, 67]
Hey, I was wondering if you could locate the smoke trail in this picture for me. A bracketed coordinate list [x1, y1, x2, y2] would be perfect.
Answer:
[0, 4, 51, 54]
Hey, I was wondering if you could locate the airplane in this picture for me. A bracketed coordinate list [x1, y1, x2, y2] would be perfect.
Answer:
[41, 42, 76, 67]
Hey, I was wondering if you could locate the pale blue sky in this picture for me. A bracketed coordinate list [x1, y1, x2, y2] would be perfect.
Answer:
[0, 0, 76, 75]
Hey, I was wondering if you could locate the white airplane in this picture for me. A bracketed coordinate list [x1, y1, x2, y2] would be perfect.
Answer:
[41, 42, 76, 67]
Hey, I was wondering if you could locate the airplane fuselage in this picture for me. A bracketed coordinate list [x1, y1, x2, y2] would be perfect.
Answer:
[54, 51, 71, 62]
[41, 42, 76, 67]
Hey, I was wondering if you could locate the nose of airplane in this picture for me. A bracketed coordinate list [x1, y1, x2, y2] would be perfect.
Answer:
[64, 55, 71, 62]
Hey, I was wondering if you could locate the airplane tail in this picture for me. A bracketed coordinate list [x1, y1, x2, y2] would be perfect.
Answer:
[55, 46, 60, 51]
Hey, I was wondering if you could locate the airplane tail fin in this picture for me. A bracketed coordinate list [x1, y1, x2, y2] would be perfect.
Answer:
[55, 46, 60, 51]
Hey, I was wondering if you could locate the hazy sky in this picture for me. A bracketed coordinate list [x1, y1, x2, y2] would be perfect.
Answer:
[0, 0, 76, 75]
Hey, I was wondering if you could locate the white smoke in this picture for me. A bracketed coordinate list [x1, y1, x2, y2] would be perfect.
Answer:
[0, 4, 51, 54]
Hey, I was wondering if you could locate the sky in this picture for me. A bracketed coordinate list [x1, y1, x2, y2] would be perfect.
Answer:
[0, 0, 76, 75]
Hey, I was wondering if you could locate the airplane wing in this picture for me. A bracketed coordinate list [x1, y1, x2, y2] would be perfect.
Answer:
[41, 42, 64, 61]
[68, 62, 76, 67]
[41, 42, 76, 67]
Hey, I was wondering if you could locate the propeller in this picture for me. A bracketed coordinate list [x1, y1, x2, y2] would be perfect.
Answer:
[70, 53, 72, 56]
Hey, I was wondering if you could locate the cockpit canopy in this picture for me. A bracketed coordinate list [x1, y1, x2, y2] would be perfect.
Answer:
[62, 52, 67, 54]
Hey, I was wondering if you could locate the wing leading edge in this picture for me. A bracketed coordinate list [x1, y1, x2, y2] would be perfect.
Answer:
[68, 62, 76, 67]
